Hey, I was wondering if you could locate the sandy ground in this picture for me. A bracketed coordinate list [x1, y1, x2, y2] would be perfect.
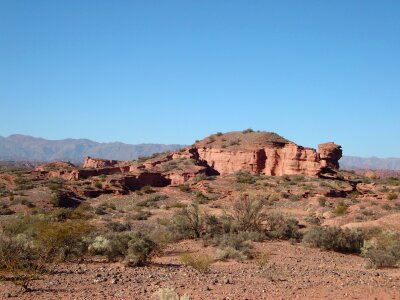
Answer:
[1, 240, 399, 300]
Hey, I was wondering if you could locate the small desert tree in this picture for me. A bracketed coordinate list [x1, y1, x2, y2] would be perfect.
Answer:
[231, 194, 266, 232]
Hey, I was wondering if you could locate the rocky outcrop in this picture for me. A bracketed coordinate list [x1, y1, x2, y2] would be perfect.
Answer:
[193, 131, 342, 177]
[31, 131, 344, 200]
[83, 157, 125, 169]
[318, 142, 342, 169]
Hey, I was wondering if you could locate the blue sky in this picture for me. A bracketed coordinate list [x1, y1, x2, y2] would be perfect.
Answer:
[1, 1, 399, 157]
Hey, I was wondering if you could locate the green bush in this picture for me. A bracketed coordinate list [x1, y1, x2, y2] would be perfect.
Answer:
[387, 193, 398, 200]
[136, 194, 168, 208]
[0, 234, 47, 292]
[107, 222, 131, 232]
[94, 181, 103, 189]
[214, 247, 247, 261]
[334, 203, 348, 215]
[95, 203, 116, 215]
[235, 172, 256, 184]
[33, 220, 93, 262]
[100, 231, 157, 266]
[242, 128, 254, 134]
[194, 191, 209, 204]
[180, 253, 213, 273]
[362, 231, 400, 268]
[0, 204, 14, 215]
[230, 194, 266, 231]
[173, 203, 204, 238]
[266, 211, 300, 240]
[177, 184, 191, 193]
[303, 226, 364, 253]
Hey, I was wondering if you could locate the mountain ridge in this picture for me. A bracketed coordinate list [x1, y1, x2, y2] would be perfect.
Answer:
[0, 134, 183, 163]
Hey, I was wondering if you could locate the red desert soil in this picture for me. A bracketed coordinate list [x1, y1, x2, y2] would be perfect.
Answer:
[1, 240, 400, 300]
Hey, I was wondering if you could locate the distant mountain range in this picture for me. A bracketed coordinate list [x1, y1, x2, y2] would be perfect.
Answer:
[0, 134, 183, 164]
[0, 134, 398, 170]
[339, 156, 400, 170]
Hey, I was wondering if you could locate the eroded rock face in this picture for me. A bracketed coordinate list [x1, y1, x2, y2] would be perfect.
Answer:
[194, 132, 342, 177]
[83, 157, 121, 169]
[318, 142, 342, 169]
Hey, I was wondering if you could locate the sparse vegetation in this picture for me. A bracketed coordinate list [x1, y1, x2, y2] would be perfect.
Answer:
[303, 226, 364, 253]
[362, 231, 400, 268]
[180, 253, 213, 273]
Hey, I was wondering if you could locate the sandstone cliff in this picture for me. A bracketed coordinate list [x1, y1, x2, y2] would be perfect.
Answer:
[194, 131, 341, 177]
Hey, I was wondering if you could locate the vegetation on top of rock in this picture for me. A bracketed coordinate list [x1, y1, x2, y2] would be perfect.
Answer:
[195, 130, 291, 148]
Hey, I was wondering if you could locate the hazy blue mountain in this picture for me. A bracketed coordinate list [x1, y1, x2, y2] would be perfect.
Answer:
[0, 134, 183, 163]
[340, 156, 400, 170]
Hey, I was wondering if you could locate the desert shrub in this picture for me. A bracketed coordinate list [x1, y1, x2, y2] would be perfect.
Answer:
[229, 139, 241, 146]
[14, 175, 34, 191]
[177, 184, 191, 193]
[211, 231, 263, 261]
[254, 252, 269, 269]
[95, 203, 116, 215]
[304, 213, 321, 226]
[303, 226, 364, 253]
[280, 192, 290, 199]
[50, 191, 80, 208]
[47, 204, 93, 222]
[94, 181, 102, 189]
[269, 193, 280, 202]
[169, 201, 187, 209]
[153, 288, 190, 300]
[88, 236, 111, 256]
[193, 173, 209, 182]
[180, 253, 213, 273]
[387, 193, 398, 200]
[361, 231, 400, 268]
[381, 204, 392, 210]
[206, 136, 216, 144]
[194, 191, 209, 204]
[33, 220, 93, 262]
[235, 172, 256, 184]
[214, 247, 247, 261]
[203, 214, 233, 238]
[107, 222, 131, 232]
[137, 194, 167, 208]
[46, 178, 65, 191]
[137, 156, 150, 163]
[13, 197, 35, 208]
[130, 208, 151, 220]
[3, 214, 93, 262]
[216, 132, 223, 136]
[0, 234, 47, 292]
[172, 203, 204, 238]
[230, 194, 266, 231]
[289, 194, 301, 201]
[334, 202, 348, 215]
[0, 204, 14, 215]
[95, 231, 157, 266]
[242, 128, 254, 134]
[266, 211, 300, 240]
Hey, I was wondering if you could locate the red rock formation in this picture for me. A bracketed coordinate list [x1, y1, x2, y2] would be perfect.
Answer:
[83, 157, 124, 169]
[193, 131, 342, 177]
[318, 142, 342, 169]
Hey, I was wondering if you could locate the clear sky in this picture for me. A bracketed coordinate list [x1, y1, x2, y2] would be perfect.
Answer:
[1, 1, 399, 157]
